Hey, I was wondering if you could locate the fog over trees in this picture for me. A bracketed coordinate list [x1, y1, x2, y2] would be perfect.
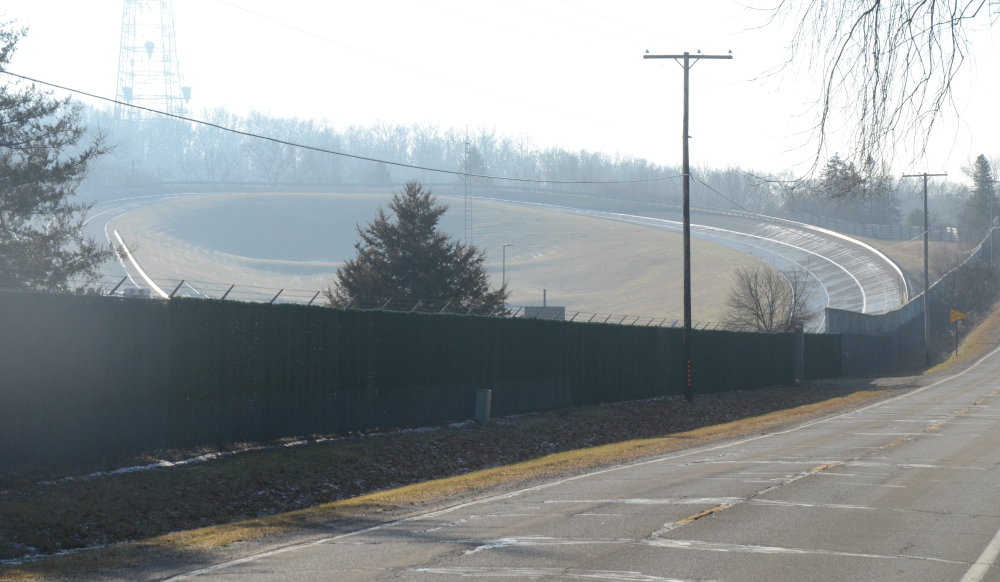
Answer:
[780, 155, 901, 225]
[959, 154, 998, 238]
[73, 104, 989, 241]
[75, 105, 782, 210]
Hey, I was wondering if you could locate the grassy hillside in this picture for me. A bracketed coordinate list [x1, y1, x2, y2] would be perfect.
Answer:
[110, 192, 761, 322]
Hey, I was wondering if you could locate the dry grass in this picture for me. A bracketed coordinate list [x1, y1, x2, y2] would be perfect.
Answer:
[1, 379, 915, 581]
[925, 298, 1000, 374]
[13, 295, 1000, 580]
[856, 235, 965, 285]
[10, 200, 986, 580]
[111, 193, 761, 321]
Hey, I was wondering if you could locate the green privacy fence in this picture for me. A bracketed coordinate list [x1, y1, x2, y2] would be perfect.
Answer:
[802, 331, 903, 379]
[0, 291, 873, 470]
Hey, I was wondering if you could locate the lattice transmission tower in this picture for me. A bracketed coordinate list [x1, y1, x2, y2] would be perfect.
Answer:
[115, 0, 190, 120]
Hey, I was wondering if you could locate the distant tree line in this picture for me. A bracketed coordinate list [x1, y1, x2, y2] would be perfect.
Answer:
[77, 108, 670, 197]
[774, 153, 1000, 241]
[74, 106, 786, 212]
[780, 155, 901, 225]
[74, 105, 997, 240]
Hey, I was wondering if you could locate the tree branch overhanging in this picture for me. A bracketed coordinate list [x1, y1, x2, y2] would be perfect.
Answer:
[773, 0, 995, 176]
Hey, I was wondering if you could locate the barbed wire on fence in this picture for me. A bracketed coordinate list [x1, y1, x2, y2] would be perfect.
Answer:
[56, 273, 729, 330]
[783, 209, 962, 243]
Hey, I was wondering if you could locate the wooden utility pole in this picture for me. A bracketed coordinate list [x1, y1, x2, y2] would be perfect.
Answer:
[643, 51, 732, 403]
[902, 172, 946, 366]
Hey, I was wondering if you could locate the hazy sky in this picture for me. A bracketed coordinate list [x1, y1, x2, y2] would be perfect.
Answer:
[2, 0, 997, 180]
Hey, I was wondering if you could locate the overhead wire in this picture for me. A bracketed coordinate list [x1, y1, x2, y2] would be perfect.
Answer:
[692, 171, 845, 232]
[554, 0, 681, 45]
[692, 171, 946, 258]
[0, 70, 684, 186]
[689, 172, 759, 216]
[212, 0, 611, 127]
[497, 0, 640, 45]
[690, 171, 849, 248]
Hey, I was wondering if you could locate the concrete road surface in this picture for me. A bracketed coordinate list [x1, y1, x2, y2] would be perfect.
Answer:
[485, 199, 908, 321]
[161, 347, 1000, 581]
[87, 194, 908, 328]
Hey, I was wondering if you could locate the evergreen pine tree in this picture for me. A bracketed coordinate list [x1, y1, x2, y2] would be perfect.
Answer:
[327, 181, 509, 314]
[959, 154, 997, 237]
[0, 24, 113, 291]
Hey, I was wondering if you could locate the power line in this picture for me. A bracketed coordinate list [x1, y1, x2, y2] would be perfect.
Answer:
[689, 173, 758, 215]
[500, 0, 643, 45]
[213, 0, 610, 128]
[0, 70, 685, 187]
[555, 0, 680, 45]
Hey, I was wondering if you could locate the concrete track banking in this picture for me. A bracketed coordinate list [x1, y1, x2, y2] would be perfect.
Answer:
[87, 193, 909, 330]
[482, 198, 909, 329]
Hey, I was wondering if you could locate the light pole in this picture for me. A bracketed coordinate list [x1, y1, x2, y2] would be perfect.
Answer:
[988, 178, 999, 267]
[644, 50, 732, 403]
[502, 243, 513, 287]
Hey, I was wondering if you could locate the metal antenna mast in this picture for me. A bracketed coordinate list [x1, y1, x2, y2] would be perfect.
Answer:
[644, 50, 732, 403]
[115, 0, 191, 121]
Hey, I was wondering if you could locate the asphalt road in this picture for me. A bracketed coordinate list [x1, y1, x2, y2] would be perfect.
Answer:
[163, 347, 1000, 582]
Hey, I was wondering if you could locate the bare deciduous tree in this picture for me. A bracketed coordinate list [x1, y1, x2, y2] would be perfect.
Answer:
[771, 0, 995, 173]
[725, 263, 815, 332]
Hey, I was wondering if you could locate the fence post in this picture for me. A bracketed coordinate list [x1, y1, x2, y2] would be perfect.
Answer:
[108, 276, 128, 295]
[793, 324, 805, 383]
[475, 389, 492, 424]
[169, 280, 185, 298]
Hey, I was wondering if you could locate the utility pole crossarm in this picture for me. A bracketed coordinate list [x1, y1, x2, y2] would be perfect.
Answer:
[643, 54, 733, 60]
[643, 50, 732, 403]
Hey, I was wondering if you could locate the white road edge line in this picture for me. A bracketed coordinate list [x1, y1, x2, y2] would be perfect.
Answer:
[164, 343, 1000, 581]
[765, 212, 909, 303]
[113, 230, 169, 299]
[482, 197, 878, 314]
[103, 219, 142, 291]
[962, 524, 1000, 581]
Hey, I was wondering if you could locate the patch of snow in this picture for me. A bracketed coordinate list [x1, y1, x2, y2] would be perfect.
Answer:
[37, 420, 470, 485]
